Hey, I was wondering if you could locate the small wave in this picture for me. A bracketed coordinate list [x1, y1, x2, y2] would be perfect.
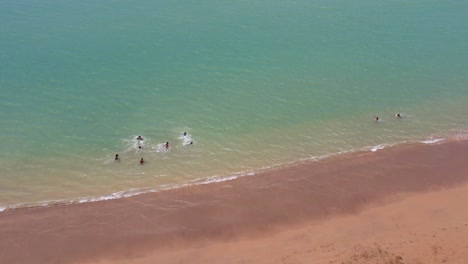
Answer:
[363, 142, 405, 153]
[0, 189, 152, 213]
[197, 175, 240, 184]
[123, 135, 148, 152]
[188, 170, 256, 186]
[153, 142, 170, 153]
[452, 131, 468, 141]
[179, 133, 193, 146]
[0, 171, 258, 213]
[76, 189, 150, 203]
[421, 138, 445, 144]
[370, 144, 386, 152]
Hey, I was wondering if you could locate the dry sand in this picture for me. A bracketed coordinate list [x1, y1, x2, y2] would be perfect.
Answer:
[95, 183, 468, 264]
[0, 140, 467, 264]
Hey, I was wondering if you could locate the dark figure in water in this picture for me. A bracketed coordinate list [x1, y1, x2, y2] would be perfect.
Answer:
[115, 154, 120, 161]
[183, 132, 187, 136]
[137, 135, 144, 141]
[139, 158, 145, 165]
[138, 145, 142, 149]
[373, 116, 379, 122]
[165, 142, 169, 150]
[395, 113, 402, 118]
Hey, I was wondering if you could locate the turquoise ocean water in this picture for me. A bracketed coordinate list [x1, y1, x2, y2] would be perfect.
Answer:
[1, 0, 467, 210]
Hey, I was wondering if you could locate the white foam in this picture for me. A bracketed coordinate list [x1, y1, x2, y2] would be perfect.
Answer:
[421, 138, 445, 144]
[197, 175, 240, 184]
[452, 131, 468, 141]
[123, 135, 148, 152]
[370, 144, 386, 152]
[77, 189, 148, 203]
[179, 133, 193, 146]
[0, 189, 153, 213]
[153, 143, 169, 153]
[184, 169, 260, 187]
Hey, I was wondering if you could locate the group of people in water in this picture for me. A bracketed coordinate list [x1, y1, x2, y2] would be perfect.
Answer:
[116, 114, 402, 164]
[373, 113, 402, 122]
[114, 132, 192, 165]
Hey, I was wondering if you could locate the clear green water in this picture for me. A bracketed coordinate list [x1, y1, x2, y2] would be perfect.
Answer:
[1, 0, 467, 208]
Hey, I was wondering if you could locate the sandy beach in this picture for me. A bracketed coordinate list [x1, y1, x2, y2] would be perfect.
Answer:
[96, 182, 468, 264]
[1, 140, 467, 264]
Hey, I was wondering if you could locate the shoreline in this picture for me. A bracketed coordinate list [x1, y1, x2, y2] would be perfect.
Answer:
[0, 137, 455, 212]
[0, 140, 467, 263]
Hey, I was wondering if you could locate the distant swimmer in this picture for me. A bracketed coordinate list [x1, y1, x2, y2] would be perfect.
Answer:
[164, 142, 169, 150]
[115, 154, 120, 161]
[395, 113, 402, 118]
[139, 158, 145, 165]
[183, 132, 187, 136]
[136, 135, 144, 141]
[373, 116, 380, 122]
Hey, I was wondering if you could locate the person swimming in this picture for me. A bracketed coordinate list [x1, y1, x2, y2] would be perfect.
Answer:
[373, 116, 380, 122]
[183, 132, 187, 136]
[115, 154, 120, 161]
[139, 158, 145, 164]
[395, 113, 402, 118]
[136, 135, 144, 141]
[164, 142, 169, 150]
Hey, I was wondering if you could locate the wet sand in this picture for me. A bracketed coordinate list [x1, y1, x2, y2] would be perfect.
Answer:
[0, 140, 467, 264]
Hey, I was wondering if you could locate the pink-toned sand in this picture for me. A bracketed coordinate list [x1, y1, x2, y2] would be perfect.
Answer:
[94, 182, 468, 264]
[0, 140, 467, 264]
